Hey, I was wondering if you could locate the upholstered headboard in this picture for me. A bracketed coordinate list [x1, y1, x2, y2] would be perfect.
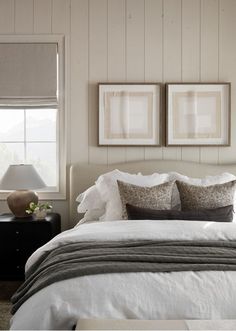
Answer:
[69, 160, 236, 227]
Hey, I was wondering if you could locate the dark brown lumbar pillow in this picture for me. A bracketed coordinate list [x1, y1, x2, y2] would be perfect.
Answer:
[126, 203, 234, 222]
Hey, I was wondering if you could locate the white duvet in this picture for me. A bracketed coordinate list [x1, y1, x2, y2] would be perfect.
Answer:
[10, 220, 236, 330]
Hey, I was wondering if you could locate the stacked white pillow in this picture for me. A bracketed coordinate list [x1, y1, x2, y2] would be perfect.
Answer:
[95, 169, 169, 221]
[76, 185, 106, 224]
[76, 170, 236, 224]
[169, 171, 236, 185]
[77, 185, 104, 213]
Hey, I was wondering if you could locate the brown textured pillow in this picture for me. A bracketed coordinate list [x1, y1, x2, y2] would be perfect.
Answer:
[117, 180, 175, 219]
[176, 180, 236, 211]
[126, 204, 234, 222]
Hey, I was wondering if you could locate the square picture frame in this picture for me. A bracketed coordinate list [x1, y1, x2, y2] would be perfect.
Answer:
[98, 83, 162, 146]
[166, 83, 231, 146]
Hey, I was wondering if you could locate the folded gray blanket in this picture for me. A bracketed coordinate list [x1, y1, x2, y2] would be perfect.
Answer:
[11, 239, 236, 314]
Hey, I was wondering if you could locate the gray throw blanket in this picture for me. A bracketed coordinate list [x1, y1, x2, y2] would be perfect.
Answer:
[11, 239, 236, 314]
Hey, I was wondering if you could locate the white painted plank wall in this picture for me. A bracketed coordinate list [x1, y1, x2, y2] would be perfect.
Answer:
[0, 0, 14, 33]
[218, 0, 236, 163]
[51, 0, 71, 229]
[15, 0, 33, 33]
[0, 0, 236, 228]
[88, 0, 108, 164]
[144, 0, 163, 161]
[181, 0, 200, 162]
[162, 0, 182, 161]
[200, 0, 219, 164]
[126, 0, 145, 162]
[107, 0, 126, 164]
[70, 0, 89, 164]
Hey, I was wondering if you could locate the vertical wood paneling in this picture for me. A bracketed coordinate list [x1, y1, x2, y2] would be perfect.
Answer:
[107, 0, 126, 164]
[182, 0, 200, 81]
[144, 0, 163, 82]
[218, 0, 236, 163]
[144, 0, 163, 160]
[200, 0, 219, 164]
[52, 0, 71, 165]
[107, 0, 126, 80]
[15, 0, 34, 33]
[181, 0, 200, 162]
[182, 147, 200, 162]
[52, 0, 71, 229]
[200, 0, 219, 81]
[34, 0, 52, 33]
[70, 0, 89, 163]
[88, 0, 108, 164]
[162, 0, 181, 161]
[126, 0, 145, 161]
[52, 0, 70, 34]
[126, 0, 145, 80]
[0, 0, 14, 33]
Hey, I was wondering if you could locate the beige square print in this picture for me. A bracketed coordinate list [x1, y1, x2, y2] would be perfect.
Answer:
[104, 91, 153, 139]
[172, 91, 221, 139]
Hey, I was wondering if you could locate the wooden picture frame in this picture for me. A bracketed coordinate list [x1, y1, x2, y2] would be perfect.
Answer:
[98, 83, 162, 146]
[166, 82, 231, 146]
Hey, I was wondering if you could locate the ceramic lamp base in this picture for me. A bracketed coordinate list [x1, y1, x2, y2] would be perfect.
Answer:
[7, 190, 38, 218]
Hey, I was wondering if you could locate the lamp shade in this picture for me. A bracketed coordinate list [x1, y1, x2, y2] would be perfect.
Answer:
[0, 164, 45, 190]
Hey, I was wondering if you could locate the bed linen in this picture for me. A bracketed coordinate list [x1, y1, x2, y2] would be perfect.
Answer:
[10, 220, 236, 330]
[12, 239, 236, 315]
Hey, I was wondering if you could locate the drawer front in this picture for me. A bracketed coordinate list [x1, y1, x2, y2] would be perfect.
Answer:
[0, 247, 39, 280]
[0, 222, 53, 245]
[0, 263, 25, 280]
[0, 246, 38, 261]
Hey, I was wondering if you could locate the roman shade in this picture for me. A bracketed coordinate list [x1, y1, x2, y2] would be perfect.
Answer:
[0, 43, 57, 107]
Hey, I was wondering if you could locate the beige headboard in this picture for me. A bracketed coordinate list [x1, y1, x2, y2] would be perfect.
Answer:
[69, 160, 236, 227]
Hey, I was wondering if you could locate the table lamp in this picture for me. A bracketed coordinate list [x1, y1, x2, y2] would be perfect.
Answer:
[0, 164, 46, 218]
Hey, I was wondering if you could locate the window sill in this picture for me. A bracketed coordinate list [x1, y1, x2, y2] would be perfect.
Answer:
[0, 191, 66, 201]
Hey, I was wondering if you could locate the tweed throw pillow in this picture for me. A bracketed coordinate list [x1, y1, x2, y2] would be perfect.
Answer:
[126, 204, 234, 222]
[176, 180, 236, 211]
[117, 180, 175, 219]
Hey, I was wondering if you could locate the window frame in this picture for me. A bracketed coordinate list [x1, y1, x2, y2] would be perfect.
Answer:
[0, 35, 66, 200]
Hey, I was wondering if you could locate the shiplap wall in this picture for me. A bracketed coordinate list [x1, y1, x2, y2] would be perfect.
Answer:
[72, 0, 236, 165]
[0, 0, 235, 228]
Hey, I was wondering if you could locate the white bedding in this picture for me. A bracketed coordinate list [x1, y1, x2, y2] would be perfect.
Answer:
[10, 220, 236, 330]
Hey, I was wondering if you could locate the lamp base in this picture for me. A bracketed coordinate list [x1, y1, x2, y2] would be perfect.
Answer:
[7, 190, 38, 218]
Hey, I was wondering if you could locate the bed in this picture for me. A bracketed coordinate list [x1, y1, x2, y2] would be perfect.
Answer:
[10, 160, 236, 330]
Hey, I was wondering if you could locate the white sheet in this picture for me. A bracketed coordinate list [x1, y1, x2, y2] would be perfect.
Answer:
[10, 220, 236, 330]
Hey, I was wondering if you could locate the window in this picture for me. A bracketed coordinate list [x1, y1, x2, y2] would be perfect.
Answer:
[0, 36, 65, 199]
[0, 108, 57, 187]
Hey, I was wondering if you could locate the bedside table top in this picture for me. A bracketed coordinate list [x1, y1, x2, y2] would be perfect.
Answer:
[0, 212, 61, 223]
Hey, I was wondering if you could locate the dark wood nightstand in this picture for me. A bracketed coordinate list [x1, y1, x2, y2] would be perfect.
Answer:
[0, 213, 61, 280]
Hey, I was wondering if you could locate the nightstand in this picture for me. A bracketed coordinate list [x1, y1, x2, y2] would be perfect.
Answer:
[0, 213, 61, 280]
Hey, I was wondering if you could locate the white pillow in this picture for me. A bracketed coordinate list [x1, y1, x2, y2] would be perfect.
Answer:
[169, 172, 236, 208]
[169, 171, 236, 185]
[75, 208, 106, 227]
[76, 185, 105, 213]
[95, 169, 170, 221]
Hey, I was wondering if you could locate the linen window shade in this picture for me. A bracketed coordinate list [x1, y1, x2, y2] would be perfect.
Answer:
[0, 43, 57, 107]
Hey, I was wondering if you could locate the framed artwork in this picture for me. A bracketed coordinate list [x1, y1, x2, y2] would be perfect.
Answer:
[166, 83, 231, 146]
[98, 83, 162, 146]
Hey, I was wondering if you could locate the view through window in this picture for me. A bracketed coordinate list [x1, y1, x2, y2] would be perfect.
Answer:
[0, 108, 57, 188]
